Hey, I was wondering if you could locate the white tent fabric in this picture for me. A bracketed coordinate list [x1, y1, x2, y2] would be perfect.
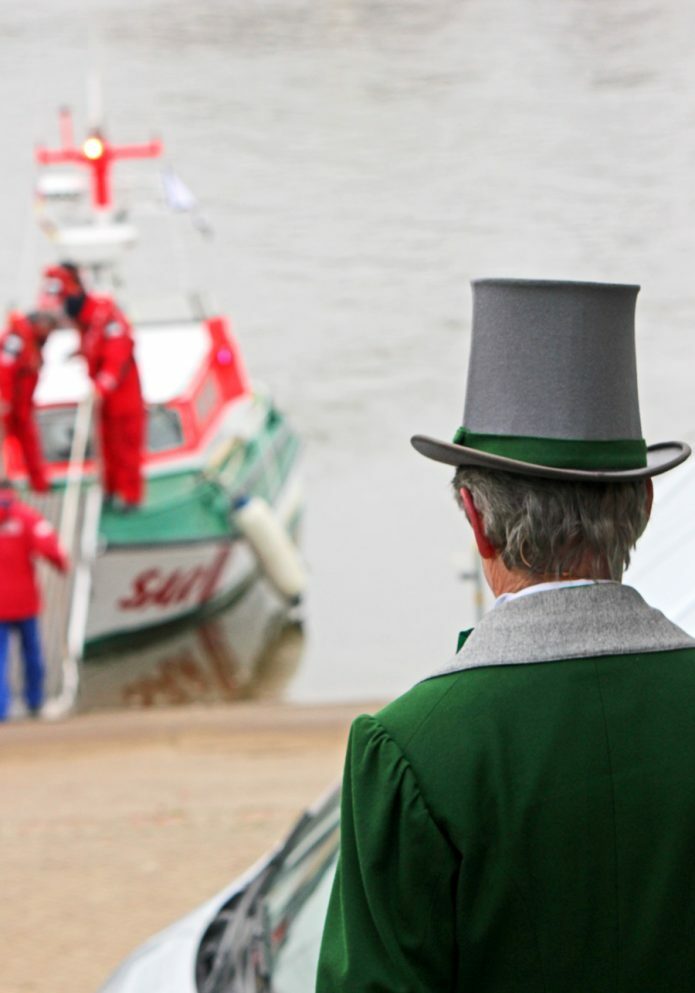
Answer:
[625, 462, 695, 637]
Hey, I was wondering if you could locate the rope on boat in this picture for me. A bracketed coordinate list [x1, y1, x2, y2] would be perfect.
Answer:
[42, 394, 98, 719]
[58, 393, 94, 550]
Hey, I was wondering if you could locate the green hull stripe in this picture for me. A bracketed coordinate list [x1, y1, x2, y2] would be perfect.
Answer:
[452, 428, 648, 470]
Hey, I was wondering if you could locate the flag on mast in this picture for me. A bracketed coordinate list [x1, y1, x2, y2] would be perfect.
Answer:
[160, 166, 213, 237]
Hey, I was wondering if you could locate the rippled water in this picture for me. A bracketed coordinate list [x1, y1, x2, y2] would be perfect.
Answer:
[2, 0, 695, 705]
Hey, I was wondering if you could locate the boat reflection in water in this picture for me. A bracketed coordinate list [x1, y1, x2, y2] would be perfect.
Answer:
[78, 580, 304, 713]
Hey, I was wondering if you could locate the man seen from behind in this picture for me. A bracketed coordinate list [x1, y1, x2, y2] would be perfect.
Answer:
[317, 278, 695, 991]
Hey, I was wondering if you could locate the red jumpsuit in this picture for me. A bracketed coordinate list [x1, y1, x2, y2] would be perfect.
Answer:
[78, 295, 145, 506]
[0, 491, 68, 618]
[0, 488, 69, 719]
[0, 316, 49, 492]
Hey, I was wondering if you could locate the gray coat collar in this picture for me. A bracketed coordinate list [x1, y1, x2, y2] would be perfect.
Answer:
[430, 583, 695, 679]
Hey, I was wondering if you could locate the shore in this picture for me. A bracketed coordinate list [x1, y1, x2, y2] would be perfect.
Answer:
[1, 700, 379, 993]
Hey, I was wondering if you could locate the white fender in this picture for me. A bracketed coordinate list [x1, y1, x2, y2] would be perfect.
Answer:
[233, 496, 306, 602]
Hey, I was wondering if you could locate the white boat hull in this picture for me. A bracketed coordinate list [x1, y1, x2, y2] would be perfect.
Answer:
[86, 471, 303, 646]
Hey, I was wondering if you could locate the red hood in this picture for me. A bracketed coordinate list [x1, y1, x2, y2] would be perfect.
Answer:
[38, 264, 84, 316]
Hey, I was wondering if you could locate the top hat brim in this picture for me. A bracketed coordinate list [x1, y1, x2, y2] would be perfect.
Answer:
[410, 435, 691, 481]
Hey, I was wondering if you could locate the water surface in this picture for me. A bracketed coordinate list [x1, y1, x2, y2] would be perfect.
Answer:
[1, 0, 694, 705]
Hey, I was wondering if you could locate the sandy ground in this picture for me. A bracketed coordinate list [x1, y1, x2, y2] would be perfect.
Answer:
[0, 701, 379, 993]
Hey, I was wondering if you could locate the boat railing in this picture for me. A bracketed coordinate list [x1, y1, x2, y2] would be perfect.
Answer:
[131, 414, 296, 522]
[208, 418, 298, 523]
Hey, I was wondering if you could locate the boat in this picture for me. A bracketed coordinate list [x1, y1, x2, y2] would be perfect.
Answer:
[3, 101, 305, 715]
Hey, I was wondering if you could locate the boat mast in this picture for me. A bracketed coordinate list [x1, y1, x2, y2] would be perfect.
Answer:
[36, 113, 163, 219]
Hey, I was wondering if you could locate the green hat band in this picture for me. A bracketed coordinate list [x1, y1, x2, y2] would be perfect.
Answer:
[452, 428, 648, 471]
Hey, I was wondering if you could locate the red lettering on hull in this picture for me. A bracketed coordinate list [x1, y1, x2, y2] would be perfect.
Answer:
[118, 545, 232, 611]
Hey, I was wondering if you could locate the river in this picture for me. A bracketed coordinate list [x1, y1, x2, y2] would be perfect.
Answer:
[1, 0, 694, 707]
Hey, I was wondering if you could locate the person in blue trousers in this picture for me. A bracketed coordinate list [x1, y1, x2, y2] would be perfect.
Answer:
[0, 480, 69, 719]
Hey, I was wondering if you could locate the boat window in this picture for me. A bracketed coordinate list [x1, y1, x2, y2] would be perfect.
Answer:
[147, 404, 184, 453]
[194, 372, 221, 428]
[36, 404, 184, 462]
[36, 407, 96, 463]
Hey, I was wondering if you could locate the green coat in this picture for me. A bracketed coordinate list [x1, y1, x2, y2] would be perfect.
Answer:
[317, 584, 695, 992]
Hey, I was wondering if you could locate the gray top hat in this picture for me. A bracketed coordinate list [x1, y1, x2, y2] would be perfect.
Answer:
[412, 278, 690, 480]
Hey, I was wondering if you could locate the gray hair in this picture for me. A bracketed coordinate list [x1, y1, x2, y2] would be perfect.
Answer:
[452, 467, 650, 580]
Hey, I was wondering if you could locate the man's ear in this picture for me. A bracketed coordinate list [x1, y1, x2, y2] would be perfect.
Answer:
[459, 487, 497, 560]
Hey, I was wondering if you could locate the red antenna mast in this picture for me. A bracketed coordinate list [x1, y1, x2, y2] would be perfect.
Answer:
[36, 108, 163, 212]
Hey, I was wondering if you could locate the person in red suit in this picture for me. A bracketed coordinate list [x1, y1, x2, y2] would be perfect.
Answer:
[0, 311, 57, 493]
[0, 479, 69, 719]
[41, 263, 145, 510]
